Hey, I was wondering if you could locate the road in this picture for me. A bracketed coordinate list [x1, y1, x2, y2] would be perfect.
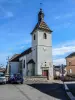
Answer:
[28, 83, 69, 100]
[65, 82, 75, 96]
[0, 83, 69, 100]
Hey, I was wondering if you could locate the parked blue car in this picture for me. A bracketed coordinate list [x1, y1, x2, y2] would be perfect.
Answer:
[8, 73, 23, 84]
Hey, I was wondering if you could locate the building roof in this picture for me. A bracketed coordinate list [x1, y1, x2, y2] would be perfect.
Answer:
[9, 47, 32, 62]
[9, 54, 20, 62]
[66, 52, 75, 58]
[27, 59, 35, 64]
[19, 47, 32, 57]
[31, 9, 52, 34]
[31, 21, 52, 34]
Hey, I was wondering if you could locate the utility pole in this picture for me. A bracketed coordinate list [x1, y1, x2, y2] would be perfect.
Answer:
[61, 64, 64, 81]
[6, 56, 10, 76]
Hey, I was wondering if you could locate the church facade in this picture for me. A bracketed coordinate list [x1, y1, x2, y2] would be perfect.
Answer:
[8, 9, 53, 80]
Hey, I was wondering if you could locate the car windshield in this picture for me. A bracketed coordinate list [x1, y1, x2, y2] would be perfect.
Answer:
[0, 73, 4, 77]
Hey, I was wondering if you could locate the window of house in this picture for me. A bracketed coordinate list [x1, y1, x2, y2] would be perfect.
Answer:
[69, 62, 71, 66]
[70, 69, 72, 73]
[23, 60, 25, 68]
[33, 34, 35, 40]
[43, 33, 47, 39]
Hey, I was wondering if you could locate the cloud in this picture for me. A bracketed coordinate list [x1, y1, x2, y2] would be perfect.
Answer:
[55, 16, 61, 20]
[53, 58, 66, 65]
[52, 22, 72, 30]
[52, 40, 75, 65]
[53, 40, 75, 56]
[0, 5, 13, 18]
[54, 12, 75, 20]
[53, 46, 75, 56]
[5, 11, 13, 18]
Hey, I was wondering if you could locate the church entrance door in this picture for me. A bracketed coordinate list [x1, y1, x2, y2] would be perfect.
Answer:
[42, 70, 49, 80]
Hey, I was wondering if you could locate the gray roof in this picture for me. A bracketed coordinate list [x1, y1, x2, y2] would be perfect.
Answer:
[9, 47, 32, 62]
[66, 52, 75, 58]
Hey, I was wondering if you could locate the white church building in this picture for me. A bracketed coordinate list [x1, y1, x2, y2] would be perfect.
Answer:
[8, 9, 53, 80]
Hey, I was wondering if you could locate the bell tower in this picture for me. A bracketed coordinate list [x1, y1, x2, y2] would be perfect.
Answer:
[31, 9, 53, 80]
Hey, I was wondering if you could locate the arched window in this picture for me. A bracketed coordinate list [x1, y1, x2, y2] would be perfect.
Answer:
[69, 62, 71, 66]
[33, 34, 35, 40]
[43, 33, 47, 39]
[23, 60, 25, 68]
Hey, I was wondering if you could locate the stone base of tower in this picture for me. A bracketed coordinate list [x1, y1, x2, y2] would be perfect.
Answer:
[49, 76, 54, 80]
[48, 67, 54, 80]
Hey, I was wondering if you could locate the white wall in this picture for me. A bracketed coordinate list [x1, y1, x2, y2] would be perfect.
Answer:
[27, 63, 33, 76]
[19, 52, 32, 77]
[10, 62, 20, 75]
[32, 29, 53, 79]
[19, 55, 26, 77]
[32, 47, 37, 75]
[37, 30, 52, 46]
[26, 52, 32, 63]
[32, 30, 38, 47]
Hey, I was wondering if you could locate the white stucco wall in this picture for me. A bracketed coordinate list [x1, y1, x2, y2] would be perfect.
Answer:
[32, 29, 53, 79]
[27, 63, 33, 76]
[10, 62, 20, 75]
[32, 30, 38, 47]
[32, 47, 37, 75]
[19, 55, 26, 76]
[37, 30, 52, 46]
[26, 52, 32, 63]
[37, 46, 53, 75]
[19, 52, 32, 77]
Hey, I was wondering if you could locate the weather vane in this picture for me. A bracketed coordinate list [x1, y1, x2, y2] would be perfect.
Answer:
[40, 2, 43, 9]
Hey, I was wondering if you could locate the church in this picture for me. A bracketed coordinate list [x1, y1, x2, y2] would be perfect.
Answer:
[8, 9, 53, 80]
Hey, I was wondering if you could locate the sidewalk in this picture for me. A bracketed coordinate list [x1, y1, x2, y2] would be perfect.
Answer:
[15, 84, 59, 100]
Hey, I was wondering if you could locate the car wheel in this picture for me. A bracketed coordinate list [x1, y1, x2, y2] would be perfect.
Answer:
[21, 82, 23, 84]
[3, 82, 6, 84]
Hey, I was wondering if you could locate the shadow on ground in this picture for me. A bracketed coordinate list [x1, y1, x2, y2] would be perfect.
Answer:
[28, 83, 70, 100]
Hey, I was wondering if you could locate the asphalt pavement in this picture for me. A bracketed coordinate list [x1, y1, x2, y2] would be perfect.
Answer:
[28, 82, 69, 100]
[66, 82, 75, 97]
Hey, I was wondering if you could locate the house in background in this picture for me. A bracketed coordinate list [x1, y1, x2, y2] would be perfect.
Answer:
[66, 52, 75, 75]
[53, 65, 66, 79]
[6, 54, 20, 76]
[0, 67, 6, 74]
[6, 9, 54, 80]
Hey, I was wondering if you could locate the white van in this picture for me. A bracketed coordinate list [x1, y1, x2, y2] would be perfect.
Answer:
[0, 72, 6, 84]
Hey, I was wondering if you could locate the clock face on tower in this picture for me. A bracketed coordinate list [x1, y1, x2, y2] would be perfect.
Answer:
[43, 47, 47, 51]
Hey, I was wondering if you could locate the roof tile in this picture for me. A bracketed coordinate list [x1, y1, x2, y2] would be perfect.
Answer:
[31, 21, 52, 34]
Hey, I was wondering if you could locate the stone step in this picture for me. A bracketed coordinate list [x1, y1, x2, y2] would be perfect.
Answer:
[24, 76, 48, 84]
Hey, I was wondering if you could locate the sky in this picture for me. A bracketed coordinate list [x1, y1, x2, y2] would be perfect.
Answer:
[0, 0, 75, 66]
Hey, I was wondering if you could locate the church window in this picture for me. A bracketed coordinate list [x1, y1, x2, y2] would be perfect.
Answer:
[44, 33, 47, 39]
[34, 34, 35, 40]
[23, 60, 25, 68]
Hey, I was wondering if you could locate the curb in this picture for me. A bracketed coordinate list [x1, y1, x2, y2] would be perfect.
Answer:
[63, 82, 75, 100]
